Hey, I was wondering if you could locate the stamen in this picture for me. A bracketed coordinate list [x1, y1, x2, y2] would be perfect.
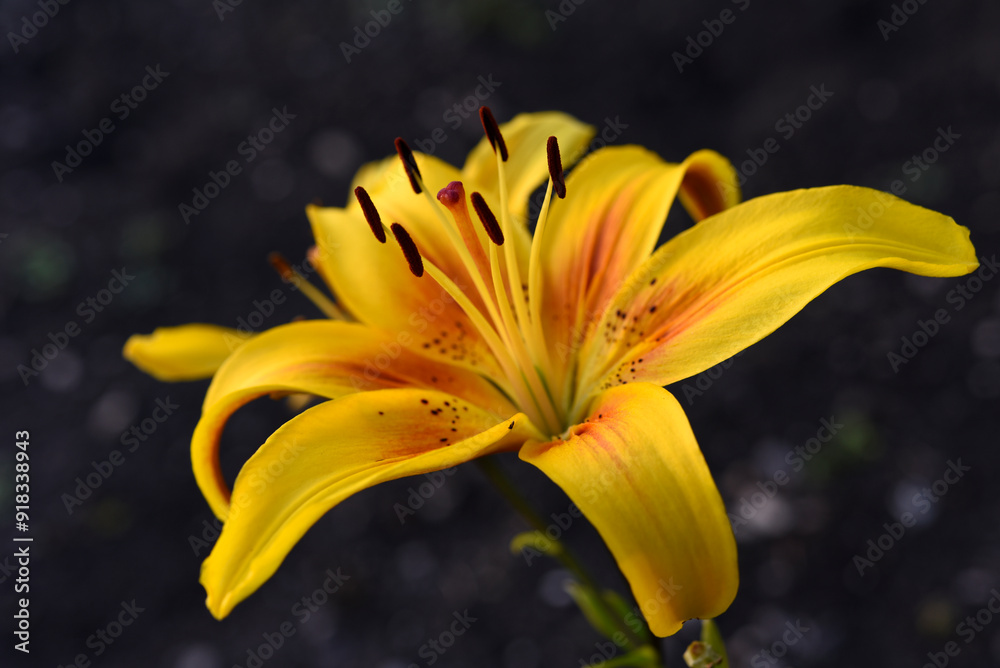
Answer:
[527, 140, 561, 384]
[390, 222, 424, 277]
[478, 107, 508, 161]
[394, 137, 422, 194]
[470, 192, 505, 246]
[268, 251, 346, 320]
[354, 186, 386, 243]
[422, 259, 559, 436]
[481, 127, 558, 432]
[268, 251, 296, 282]
[547, 136, 566, 199]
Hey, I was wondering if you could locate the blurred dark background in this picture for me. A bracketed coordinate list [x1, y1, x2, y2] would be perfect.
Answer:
[2, 1, 999, 666]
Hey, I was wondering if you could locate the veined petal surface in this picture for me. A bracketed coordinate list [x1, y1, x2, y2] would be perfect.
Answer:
[579, 186, 979, 395]
[520, 383, 738, 637]
[537, 147, 738, 372]
[201, 388, 541, 618]
[193, 320, 516, 519]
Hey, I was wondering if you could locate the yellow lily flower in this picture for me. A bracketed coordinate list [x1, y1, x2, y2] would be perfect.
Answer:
[123, 109, 978, 637]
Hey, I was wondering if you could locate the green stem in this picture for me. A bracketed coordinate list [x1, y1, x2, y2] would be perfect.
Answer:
[475, 456, 657, 657]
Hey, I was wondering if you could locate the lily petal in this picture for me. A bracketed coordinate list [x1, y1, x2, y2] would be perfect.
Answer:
[677, 149, 742, 221]
[201, 388, 541, 618]
[123, 324, 249, 381]
[580, 186, 979, 394]
[538, 147, 738, 370]
[192, 320, 516, 519]
[461, 111, 596, 226]
[519, 383, 737, 637]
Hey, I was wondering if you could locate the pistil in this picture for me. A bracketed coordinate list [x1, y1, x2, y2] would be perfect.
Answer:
[437, 182, 491, 281]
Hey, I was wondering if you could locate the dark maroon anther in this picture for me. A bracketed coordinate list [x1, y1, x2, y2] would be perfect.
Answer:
[267, 252, 295, 281]
[354, 186, 386, 243]
[390, 222, 424, 277]
[547, 136, 566, 199]
[470, 192, 504, 246]
[478, 107, 508, 162]
[394, 137, 422, 194]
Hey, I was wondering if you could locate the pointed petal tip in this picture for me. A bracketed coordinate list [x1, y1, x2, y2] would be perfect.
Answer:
[123, 324, 245, 382]
[201, 568, 236, 620]
[121, 333, 142, 360]
[122, 333, 155, 376]
[195, 393, 537, 620]
[205, 597, 229, 621]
